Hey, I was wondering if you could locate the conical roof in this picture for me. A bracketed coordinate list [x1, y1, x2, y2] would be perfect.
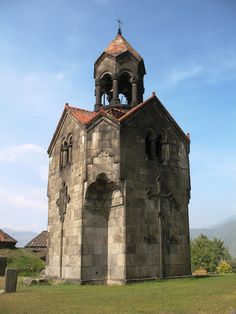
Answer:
[104, 34, 143, 61]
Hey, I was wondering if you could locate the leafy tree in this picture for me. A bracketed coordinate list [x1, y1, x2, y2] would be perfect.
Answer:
[191, 234, 231, 272]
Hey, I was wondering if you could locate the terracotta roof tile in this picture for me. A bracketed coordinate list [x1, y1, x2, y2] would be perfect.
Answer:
[105, 34, 143, 61]
[65, 104, 98, 125]
[65, 95, 189, 144]
[0, 229, 17, 243]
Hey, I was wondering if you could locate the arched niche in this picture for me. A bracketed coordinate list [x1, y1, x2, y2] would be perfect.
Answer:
[82, 173, 124, 283]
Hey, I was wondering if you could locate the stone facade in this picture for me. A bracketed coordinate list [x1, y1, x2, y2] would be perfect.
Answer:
[46, 33, 191, 284]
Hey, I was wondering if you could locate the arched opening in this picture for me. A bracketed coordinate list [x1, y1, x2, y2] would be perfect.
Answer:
[145, 131, 155, 160]
[60, 134, 73, 168]
[100, 74, 113, 106]
[60, 139, 68, 168]
[82, 173, 124, 283]
[118, 72, 132, 104]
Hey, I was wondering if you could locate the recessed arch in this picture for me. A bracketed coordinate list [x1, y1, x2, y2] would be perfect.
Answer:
[82, 173, 124, 283]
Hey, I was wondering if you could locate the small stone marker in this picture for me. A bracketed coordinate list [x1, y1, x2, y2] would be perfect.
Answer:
[0, 257, 7, 276]
[5, 268, 18, 293]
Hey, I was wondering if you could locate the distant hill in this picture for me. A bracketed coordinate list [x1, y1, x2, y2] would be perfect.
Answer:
[2, 228, 38, 248]
[190, 216, 236, 258]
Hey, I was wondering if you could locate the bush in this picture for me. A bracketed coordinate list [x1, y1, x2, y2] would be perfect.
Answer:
[216, 260, 232, 274]
[192, 268, 208, 277]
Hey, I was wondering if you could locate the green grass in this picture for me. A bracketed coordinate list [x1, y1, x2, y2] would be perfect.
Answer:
[0, 248, 45, 276]
[0, 275, 236, 313]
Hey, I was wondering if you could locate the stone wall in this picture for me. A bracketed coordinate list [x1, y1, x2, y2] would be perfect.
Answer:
[46, 114, 85, 280]
[120, 101, 191, 280]
[82, 118, 126, 284]
[46, 100, 191, 283]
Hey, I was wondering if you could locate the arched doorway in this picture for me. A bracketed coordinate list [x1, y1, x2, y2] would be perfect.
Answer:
[82, 173, 124, 283]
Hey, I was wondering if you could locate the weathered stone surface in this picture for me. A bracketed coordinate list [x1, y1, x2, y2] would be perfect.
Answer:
[0, 257, 7, 276]
[5, 268, 18, 293]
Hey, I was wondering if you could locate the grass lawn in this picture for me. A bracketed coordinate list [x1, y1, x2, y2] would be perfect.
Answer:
[0, 275, 236, 313]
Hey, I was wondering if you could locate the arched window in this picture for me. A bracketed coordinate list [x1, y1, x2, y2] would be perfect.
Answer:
[100, 73, 113, 106]
[145, 131, 155, 160]
[145, 130, 168, 163]
[60, 134, 73, 169]
[118, 72, 132, 104]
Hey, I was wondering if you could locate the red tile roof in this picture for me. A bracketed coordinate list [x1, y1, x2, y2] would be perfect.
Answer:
[63, 93, 189, 144]
[105, 34, 143, 61]
[0, 229, 17, 243]
[65, 104, 97, 125]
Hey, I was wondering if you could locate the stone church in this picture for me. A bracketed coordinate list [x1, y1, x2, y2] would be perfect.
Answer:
[46, 31, 191, 284]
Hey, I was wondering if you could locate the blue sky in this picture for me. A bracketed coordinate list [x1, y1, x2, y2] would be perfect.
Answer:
[0, 0, 235, 232]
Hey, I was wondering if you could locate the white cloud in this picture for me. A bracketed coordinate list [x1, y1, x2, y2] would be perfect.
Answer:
[0, 144, 46, 163]
[0, 187, 47, 212]
[38, 165, 48, 182]
[0, 67, 73, 113]
[167, 65, 203, 86]
[160, 49, 236, 89]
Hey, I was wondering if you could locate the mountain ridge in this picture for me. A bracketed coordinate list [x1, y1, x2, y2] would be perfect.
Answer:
[190, 216, 236, 258]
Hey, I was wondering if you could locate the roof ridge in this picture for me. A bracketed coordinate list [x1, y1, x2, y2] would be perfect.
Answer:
[105, 34, 143, 61]
[66, 104, 94, 114]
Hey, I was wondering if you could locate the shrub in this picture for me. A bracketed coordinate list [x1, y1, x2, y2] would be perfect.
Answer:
[216, 260, 232, 274]
[193, 268, 208, 277]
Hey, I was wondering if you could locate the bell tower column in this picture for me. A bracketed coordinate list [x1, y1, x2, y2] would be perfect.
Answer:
[131, 78, 138, 106]
[95, 80, 102, 111]
[110, 76, 120, 106]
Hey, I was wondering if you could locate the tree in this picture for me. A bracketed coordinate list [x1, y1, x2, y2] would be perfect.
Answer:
[191, 234, 231, 272]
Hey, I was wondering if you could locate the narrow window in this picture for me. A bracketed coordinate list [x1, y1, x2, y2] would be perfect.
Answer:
[68, 135, 73, 164]
[60, 134, 73, 169]
[156, 134, 163, 162]
[62, 140, 68, 167]
[145, 132, 154, 160]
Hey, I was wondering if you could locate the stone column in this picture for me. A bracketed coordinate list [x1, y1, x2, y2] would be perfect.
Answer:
[94, 81, 102, 111]
[131, 79, 138, 106]
[110, 77, 120, 106]
[5, 268, 18, 293]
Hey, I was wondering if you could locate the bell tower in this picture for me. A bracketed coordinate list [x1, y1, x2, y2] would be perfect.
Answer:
[94, 31, 146, 111]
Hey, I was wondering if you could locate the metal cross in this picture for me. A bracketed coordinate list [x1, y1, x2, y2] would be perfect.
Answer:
[116, 18, 123, 35]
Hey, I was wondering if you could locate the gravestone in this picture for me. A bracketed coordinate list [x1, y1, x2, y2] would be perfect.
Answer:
[0, 257, 7, 276]
[5, 268, 18, 293]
